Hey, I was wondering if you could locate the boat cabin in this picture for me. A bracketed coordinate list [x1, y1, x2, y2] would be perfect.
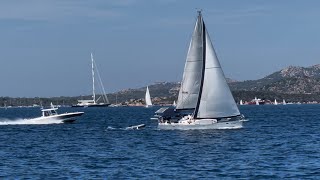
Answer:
[77, 100, 95, 106]
[42, 108, 58, 117]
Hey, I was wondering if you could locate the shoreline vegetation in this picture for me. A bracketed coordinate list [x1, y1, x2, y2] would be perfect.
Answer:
[1, 88, 320, 108]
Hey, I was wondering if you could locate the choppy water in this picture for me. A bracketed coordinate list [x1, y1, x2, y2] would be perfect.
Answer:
[0, 105, 319, 179]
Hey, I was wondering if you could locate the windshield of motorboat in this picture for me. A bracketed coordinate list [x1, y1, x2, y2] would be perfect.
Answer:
[51, 110, 57, 115]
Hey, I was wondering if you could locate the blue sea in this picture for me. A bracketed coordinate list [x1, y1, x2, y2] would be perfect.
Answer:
[0, 105, 319, 179]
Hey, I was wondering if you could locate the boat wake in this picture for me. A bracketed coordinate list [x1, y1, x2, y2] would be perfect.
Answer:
[0, 117, 63, 125]
[215, 126, 243, 130]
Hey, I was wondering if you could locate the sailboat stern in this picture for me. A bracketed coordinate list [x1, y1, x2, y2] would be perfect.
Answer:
[158, 115, 244, 130]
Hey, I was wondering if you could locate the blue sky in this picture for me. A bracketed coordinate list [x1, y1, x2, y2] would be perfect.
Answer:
[0, 0, 320, 97]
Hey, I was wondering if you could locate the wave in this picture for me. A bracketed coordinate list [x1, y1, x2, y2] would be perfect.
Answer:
[0, 117, 63, 125]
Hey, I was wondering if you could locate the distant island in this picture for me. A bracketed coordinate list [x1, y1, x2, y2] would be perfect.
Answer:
[2, 64, 320, 108]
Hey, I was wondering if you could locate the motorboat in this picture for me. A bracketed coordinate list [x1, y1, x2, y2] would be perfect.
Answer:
[41, 103, 84, 123]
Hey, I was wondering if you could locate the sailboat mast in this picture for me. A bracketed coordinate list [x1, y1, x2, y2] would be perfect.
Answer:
[91, 53, 96, 104]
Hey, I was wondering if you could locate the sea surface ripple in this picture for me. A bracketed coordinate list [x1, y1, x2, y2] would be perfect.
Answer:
[0, 105, 320, 179]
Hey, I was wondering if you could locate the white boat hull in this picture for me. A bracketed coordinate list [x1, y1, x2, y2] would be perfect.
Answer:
[40, 112, 84, 123]
[158, 119, 243, 130]
[125, 124, 146, 130]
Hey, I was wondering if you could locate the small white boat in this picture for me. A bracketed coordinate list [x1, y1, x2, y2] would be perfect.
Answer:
[41, 103, 84, 123]
[125, 124, 146, 130]
[274, 99, 278, 105]
[240, 100, 243, 105]
[145, 86, 153, 108]
[173, 100, 176, 107]
[255, 97, 259, 105]
[283, 99, 286, 105]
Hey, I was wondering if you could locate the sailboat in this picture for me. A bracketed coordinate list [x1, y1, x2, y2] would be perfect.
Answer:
[72, 53, 110, 107]
[255, 97, 259, 105]
[240, 100, 243, 105]
[145, 86, 153, 108]
[173, 100, 176, 107]
[155, 11, 245, 130]
[274, 99, 278, 105]
[282, 99, 286, 105]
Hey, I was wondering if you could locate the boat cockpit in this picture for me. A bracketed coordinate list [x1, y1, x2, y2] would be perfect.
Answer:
[42, 109, 58, 117]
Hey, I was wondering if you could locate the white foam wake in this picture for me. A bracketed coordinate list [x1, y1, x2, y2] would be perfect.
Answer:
[0, 117, 63, 125]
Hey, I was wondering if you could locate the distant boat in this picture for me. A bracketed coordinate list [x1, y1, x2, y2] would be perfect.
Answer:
[274, 99, 278, 105]
[283, 99, 286, 105]
[247, 97, 265, 105]
[145, 86, 153, 108]
[255, 97, 259, 105]
[125, 124, 146, 130]
[240, 100, 243, 105]
[173, 100, 176, 107]
[72, 53, 110, 107]
[41, 103, 84, 123]
[155, 11, 245, 130]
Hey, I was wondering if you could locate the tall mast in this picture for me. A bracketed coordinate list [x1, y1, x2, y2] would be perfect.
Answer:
[91, 53, 96, 104]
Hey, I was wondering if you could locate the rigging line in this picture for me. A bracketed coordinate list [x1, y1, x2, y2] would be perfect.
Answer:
[93, 59, 109, 103]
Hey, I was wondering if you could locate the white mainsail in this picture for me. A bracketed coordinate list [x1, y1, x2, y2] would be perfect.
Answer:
[176, 16, 204, 110]
[274, 99, 278, 105]
[240, 100, 243, 105]
[195, 21, 240, 118]
[145, 86, 152, 107]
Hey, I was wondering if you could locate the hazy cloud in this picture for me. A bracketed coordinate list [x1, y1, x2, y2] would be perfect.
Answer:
[0, 0, 128, 21]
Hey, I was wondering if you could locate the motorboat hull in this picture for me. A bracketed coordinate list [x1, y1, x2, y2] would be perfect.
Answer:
[41, 112, 84, 123]
[158, 119, 243, 130]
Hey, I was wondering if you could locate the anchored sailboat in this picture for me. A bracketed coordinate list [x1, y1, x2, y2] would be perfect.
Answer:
[274, 99, 278, 105]
[72, 53, 110, 107]
[155, 11, 245, 130]
[145, 86, 153, 108]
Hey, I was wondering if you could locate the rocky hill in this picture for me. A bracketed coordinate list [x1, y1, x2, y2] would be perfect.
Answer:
[107, 82, 180, 105]
[229, 64, 320, 94]
[110, 64, 320, 104]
